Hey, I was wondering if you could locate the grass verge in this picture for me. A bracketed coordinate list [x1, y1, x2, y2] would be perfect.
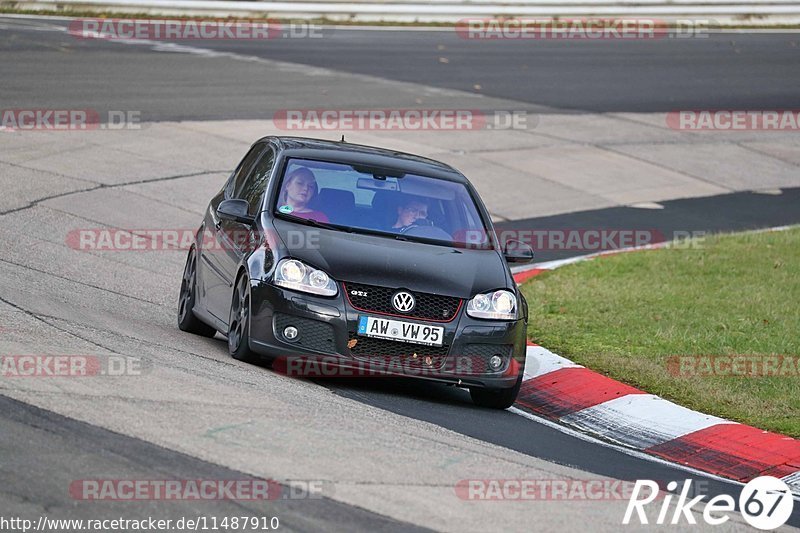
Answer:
[521, 227, 800, 438]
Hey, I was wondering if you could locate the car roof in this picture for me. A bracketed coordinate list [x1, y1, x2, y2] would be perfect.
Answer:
[258, 136, 467, 182]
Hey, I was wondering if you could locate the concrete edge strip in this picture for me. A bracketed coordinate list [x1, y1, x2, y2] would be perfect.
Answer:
[4, 14, 800, 31]
[511, 225, 800, 493]
[12, 0, 800, 22]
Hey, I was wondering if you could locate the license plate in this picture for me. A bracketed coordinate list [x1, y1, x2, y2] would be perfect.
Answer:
[357, 316, 444, 347]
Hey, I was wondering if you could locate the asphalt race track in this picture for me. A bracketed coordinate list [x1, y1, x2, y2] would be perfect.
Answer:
[1, 15, 800, 531]
[3, 20, 800, 118]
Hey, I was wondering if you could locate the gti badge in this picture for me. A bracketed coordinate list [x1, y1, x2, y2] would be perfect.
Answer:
[392, 291, 415, 313]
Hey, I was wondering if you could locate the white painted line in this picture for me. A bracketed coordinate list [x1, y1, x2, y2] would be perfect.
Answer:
[781, 471, 800, 497]
[524, 256, 587, 271]
[509, 407, 752, 487]
[560, 394, 735, 449]
[511, 407, 800, 503]
[523, 344, 582, 381]
[512, 241, 670, 274]
[627, 201, 665, 209]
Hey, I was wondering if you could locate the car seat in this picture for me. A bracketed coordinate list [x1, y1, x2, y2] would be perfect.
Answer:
[369, 190, 401, 230]
[313, 188, 355, 226]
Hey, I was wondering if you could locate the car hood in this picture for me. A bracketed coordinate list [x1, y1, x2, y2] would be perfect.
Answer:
[271, 218, 511, 298]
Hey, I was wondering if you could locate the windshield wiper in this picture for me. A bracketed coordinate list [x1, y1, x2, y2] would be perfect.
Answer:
[285, 215, 352, 233]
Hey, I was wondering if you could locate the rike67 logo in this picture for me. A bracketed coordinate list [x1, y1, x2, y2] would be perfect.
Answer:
[624, 477, 794, 529]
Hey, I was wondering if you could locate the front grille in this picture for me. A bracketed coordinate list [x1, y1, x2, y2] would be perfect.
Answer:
[274, 313, 337, 354]
[343, 282, 462, 322]
[347, 334, 450, 371]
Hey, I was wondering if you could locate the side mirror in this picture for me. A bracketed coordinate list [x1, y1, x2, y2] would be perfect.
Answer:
[217, 199, 255, 225]
[503, 239, 534, 264]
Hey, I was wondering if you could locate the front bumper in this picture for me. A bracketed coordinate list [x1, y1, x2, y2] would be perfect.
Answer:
[248, 280, 526, 389]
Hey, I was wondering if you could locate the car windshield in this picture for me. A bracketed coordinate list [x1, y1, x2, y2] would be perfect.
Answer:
[273, 157, 491, 247]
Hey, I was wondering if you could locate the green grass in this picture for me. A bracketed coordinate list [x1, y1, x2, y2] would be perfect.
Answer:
[521, 227, 800, 437]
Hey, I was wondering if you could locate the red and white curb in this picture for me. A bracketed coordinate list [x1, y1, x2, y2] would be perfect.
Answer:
[511, 235, 800, 496]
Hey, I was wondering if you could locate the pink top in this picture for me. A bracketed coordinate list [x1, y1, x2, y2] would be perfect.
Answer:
[293, 210, 329, 223]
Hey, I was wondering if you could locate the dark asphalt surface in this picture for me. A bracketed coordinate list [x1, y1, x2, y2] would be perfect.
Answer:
[205, 29, 800, 114]
[2, 15, 799, 530]
[497, 186, 800, 262]
[1, 19, 799, 119]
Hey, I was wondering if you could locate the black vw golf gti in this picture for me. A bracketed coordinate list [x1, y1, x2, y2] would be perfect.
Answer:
[178, 137, 533, 408]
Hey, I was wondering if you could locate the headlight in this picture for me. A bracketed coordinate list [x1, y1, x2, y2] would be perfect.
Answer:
[279, 259, 306, 283]
[308, 269, 330, 289]
[273, 259, 337, 296]
[466, 289, 517, 320]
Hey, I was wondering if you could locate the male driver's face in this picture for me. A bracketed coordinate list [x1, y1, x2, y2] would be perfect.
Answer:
[397, 201, 428, 227]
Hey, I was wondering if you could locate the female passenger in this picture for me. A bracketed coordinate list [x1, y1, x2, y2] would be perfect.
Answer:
[278, 167, 329, 223]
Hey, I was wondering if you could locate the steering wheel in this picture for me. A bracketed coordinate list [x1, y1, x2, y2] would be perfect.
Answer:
[399, 218, 434, 234]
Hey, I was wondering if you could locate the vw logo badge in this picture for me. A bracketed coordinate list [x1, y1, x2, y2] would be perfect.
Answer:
[392, 291, 416, 313]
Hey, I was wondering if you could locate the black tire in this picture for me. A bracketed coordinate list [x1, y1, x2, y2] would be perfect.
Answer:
[228, 274, 259, 363]
[178, 248, 217, 338]
[470, 373, 523, 409]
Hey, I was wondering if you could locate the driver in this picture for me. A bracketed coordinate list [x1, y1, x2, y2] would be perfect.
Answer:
[392, 196, 430, 231]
